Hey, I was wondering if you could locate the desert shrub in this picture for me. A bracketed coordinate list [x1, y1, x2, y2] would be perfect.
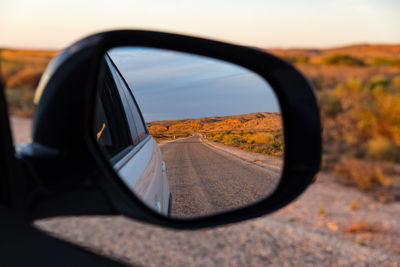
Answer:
[322, 75, 400, 191]
[367, 75, 390, 91]
[371, 57, 400, 68]
[334, 159, 392, 190]
[365, 137, 400, 162]
[231, 137, 246, 146]
[204, 130, 283, 156]
[324, 75, 400, 161]
[222, 134, 234, 144]
[273, 130, 283, 139]
[207, 132, 216, 138]
[392, 76, 400, 90]
[246, 132, 274, 144]
[282, 55, 309, 64]
[210, 133, 223, 142]
[319, 92, 342, 117]
[322, 54, 365, 66]
[271, 140, 282, 150]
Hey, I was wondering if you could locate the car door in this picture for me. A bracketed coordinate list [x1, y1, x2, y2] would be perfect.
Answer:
[96, 55, 171, 215]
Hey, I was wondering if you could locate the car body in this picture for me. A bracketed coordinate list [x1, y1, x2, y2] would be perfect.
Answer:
[94, 53, 171, 215]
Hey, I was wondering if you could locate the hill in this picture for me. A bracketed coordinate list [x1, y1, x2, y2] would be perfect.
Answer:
[147, 112, 284, 156]
[148, 112, 282, 133]
[266, 44, 400, 62]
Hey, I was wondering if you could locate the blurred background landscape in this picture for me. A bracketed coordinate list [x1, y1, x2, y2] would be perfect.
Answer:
[2, 44, 399, 193]
[2, 43, 400, 265]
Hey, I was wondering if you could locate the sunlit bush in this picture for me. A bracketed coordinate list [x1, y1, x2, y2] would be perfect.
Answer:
[321, 75, 400, 188]
[334, 159, 392, 190]
[319, 92, 342, 117]
[365, 137, 400, 162]
[371, 57, 400, 68]
[322, 54, 365, 66]
[246, 132, 274, 144]
[282, 55, 309, 64]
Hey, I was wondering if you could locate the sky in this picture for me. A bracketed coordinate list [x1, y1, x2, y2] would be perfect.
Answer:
[0, 0, 399, 49]
[108, 47, 279, 121]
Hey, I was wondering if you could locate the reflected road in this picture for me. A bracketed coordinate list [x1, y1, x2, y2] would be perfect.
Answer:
[159, 134, 281, 218]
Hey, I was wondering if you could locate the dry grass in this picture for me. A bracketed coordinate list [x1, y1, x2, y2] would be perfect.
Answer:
[334, 159, 392, 190]
[345, 221, 381, 234]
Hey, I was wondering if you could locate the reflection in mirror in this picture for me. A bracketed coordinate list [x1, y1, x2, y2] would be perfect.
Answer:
[94, 47, 284, 218]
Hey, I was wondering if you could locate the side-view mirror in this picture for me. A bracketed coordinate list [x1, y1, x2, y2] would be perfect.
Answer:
[20, 30, 321, 229]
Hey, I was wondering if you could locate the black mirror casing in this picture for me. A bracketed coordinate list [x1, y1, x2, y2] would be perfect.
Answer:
[23, 30, 321, 229]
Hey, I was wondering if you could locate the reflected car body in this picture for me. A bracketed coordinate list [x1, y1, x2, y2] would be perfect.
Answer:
[94, 53, 171, 215]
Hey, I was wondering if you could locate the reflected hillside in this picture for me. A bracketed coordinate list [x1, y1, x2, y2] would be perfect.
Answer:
[147, 112, 283, 156]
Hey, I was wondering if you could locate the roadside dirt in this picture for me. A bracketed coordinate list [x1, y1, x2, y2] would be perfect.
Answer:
[200, 134, 283, 171]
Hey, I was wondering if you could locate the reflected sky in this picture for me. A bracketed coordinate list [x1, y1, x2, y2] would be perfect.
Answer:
[108, 47, 280, 122]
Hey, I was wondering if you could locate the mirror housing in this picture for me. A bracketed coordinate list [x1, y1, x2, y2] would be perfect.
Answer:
[21, 30, 321, 229]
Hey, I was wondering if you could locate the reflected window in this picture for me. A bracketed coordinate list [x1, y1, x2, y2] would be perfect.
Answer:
[94, 61, 131, 158]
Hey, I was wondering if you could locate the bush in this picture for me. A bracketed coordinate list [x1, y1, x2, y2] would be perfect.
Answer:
[324, 75, 400, 162]
[322, 54, 365, 66]
[282, 55, 309, 64]
[334, 159, 392, 190]
[365, 137, 400, 161]
[371, 57, 400, 68]
[368, 75, 390, 91]
[271, 140, 282, 150]
[222, 134, 234, 144]
[247, 132, 274, 144]
[392, 76, 400, 91]
[319, 92, 342, 117]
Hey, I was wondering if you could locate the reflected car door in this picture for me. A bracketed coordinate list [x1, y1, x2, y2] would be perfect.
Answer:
[102, 54, 171, 215]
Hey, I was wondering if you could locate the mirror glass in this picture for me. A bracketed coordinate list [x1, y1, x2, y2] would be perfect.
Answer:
[94, 47, 284, 218]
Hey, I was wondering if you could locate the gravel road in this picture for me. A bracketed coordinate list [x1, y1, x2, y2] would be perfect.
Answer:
[9, 117, 400, 266]
[160, 134, 280, 218]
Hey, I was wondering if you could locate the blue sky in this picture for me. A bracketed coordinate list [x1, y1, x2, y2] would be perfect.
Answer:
[108, 47, 279, 121]
[0, 0, 399, 49]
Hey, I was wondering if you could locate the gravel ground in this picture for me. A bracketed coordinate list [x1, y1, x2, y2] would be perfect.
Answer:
[35, 173, 400, 266]
[10, 117, 400, 266]
[10, 116, 32, 144]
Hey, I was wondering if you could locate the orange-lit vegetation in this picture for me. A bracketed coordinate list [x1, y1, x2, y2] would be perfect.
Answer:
[0, 48, 58, 117]
[147, 112, 284, 156]
[269, 44, 400, 190]
[2, 44, 400, 189]
[321, 75, 400, 188]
